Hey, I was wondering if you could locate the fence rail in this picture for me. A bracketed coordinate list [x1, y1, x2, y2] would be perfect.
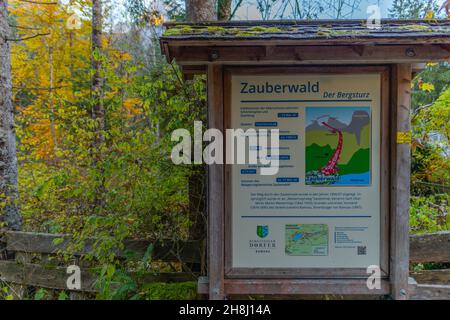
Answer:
[0, 231, 203, 297]
[3, 231, 202, 262]
[1, 230, 449, 299]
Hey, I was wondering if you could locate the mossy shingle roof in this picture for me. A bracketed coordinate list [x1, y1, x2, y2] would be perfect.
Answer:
[161, 19, 450, 44]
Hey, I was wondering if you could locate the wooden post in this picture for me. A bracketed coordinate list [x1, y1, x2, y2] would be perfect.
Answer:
[390, 64, 412, 300]
[207, 64, 225, 300]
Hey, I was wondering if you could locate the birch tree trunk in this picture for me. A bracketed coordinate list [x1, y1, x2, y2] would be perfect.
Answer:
[0, 0, 21, 230]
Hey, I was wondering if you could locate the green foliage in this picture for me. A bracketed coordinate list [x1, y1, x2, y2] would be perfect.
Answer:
[58, 291, 69, 300]
[139, 282, 197, 300]
[34, 288, 46, 300]
[410, 194, 449, 234]
[389, 0, 439, 18]
[1, 285, 13, 300]
[13, 4, 207, 298]
[411, 63, 450, 194]
[412, 63, 450, 112]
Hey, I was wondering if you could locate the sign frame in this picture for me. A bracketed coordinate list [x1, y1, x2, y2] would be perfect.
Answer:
[201, 63, 412, 298]
[223, 66, 391, 281]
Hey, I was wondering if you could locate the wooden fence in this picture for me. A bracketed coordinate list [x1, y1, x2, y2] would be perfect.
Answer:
[409, 231, 450, 300]
[0, 230, 449, 299]
[0, 231, 203, 298]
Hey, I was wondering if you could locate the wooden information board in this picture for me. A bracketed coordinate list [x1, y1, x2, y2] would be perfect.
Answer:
[160, 20, 450, 299]
[225, 67, 388, 278]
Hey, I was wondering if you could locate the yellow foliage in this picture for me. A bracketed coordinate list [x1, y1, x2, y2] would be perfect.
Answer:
[150, 11, 164, 26]
[424, 10, 434, 20]
[10, 0, 133, 161]
[123, 98, 143, 115]
[420, 82, 435, 92]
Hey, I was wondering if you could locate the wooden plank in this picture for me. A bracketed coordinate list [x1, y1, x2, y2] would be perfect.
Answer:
[161, 37, 450, 48]
[380, 68, 391, 276]
[410, 231, 450, 263]
[181, 65, 207, 80]
[198, 278, 391, 295]
[223, 69, 233, 277]
[207, 64, 225, 300]
[5, 231, 202, 263]
[0, 260, 97, 292]
[167, 44, 450, 64]
[0, 261, 196, 292]
[411, 269, 450, 285]
[390, 64, 412, 300]
[410, 284, 450, 300]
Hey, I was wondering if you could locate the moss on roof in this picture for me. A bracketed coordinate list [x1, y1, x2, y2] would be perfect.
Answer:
[161, 19, 450, 40]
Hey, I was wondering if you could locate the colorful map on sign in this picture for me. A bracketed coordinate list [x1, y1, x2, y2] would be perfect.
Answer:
[305, 106, 371, 186]
[285, 224, 328, 256]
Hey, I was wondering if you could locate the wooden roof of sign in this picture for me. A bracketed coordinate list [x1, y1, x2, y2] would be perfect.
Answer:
[159, 19, 450, 65]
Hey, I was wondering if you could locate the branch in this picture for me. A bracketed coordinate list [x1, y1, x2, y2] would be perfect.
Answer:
[18, 0, 58, 4]
[13, 85, 68, 91]
[412, 103, 433, 120]
[6, 33, 50, 42]
[9, 24, 43, 30]
[230, 0, 244, 20]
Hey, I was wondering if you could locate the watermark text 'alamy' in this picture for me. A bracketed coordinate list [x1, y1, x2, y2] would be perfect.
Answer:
[171, 121, 280, 175]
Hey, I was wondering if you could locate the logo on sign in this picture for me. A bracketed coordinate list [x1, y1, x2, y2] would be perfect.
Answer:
[257, 225, 269, 238]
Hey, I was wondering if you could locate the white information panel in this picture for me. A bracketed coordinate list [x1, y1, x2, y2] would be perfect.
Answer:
[231, 73, 381, 268]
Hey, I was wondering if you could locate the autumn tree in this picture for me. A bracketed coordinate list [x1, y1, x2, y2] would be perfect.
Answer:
[0, 0, 21, 230]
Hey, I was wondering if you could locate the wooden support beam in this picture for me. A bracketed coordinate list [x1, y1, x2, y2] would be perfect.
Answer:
[390, 64, 412, 300]
[168, 45, 450, 65]
[207, 64, 225, 300]
[182, 65, 207, 80]
[198, 277, 391, 295]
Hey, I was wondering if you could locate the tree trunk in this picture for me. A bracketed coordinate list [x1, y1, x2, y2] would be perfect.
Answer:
[0, 0, 21, 231]
[91, 0, 106, 210]
[184, 0, 216, 275]
[185, 0, 216, 241]
[92, 0, 105, 144]
[218, 0, 232, 20]
[185, 0, 217, 21]
[48, 46, 58, 153]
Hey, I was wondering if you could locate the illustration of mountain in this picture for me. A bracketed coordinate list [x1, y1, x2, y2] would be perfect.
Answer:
[306, 119, 327, 132]
[327, 117, 347, 130]
[305, 117, 346, 132]
[343, 110, 370, 145]
[305, 110, 370, 146]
